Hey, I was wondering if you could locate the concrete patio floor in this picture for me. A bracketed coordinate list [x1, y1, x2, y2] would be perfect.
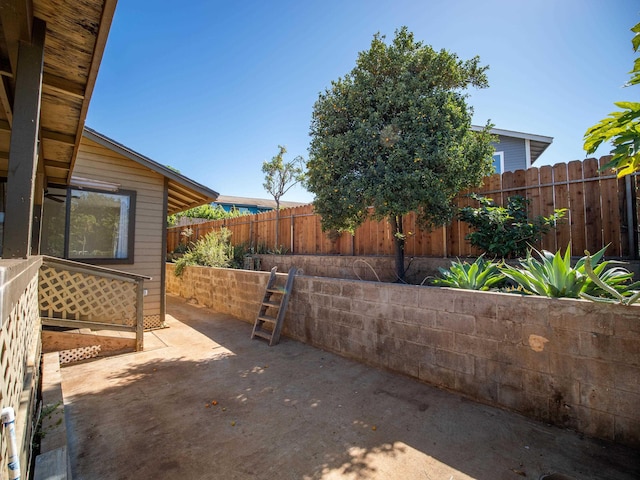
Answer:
[61, 294, 640, 480]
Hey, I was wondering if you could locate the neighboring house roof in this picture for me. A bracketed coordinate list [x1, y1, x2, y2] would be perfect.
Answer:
[214, 195, 308, 210]
[83, 127, 219, 214]
[471, 126, 553, 166]
[0, 0, 118, 184]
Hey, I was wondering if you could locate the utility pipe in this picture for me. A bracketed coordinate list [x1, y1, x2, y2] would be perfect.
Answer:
[1, 407, 21, 480]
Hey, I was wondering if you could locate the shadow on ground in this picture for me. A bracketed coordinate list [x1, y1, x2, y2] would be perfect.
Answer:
[61, 295, 640, 480]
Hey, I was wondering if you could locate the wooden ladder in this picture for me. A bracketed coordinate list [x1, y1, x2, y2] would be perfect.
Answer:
[251, 266, 297, 346]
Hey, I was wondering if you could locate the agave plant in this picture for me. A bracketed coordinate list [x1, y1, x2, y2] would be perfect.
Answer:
[432, 256, 505, 291]
[500, 245, 638, 298]
[580, 252, 640, 305]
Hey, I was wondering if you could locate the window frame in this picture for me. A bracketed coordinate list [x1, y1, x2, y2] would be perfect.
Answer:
[492, 151, 505, 174]
[45, 184, 136, 265]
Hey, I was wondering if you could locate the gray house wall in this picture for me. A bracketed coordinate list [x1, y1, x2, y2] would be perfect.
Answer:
[494, 135, 526, 172]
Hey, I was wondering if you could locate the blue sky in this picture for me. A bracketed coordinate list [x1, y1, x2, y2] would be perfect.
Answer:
[86, 0, 639, 203]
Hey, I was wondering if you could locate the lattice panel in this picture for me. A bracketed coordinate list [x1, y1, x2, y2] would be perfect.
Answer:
[59, 345, 101, 364]
[1, 275, 39, 480]
[144, 315, 163, 330]
[39, 265, 137, 326]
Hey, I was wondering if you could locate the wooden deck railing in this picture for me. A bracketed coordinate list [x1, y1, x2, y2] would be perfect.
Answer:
[38, 256, 148, 351]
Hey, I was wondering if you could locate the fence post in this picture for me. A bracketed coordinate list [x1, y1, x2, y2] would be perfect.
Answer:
[136, 279, 144, 351]
[625, 175, 637, 259]
[290, 213, 294, 253]
[442, 225, 447, 258]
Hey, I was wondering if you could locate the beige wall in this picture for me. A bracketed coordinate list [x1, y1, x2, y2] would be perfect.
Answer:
[75, 138, 165, 325]
[166, 263, 640, 448]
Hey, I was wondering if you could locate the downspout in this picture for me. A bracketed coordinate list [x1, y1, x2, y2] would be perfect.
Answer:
[1, 407, 20, 479]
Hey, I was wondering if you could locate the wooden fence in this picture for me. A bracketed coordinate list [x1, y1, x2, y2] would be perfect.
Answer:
[167, 156, 639, 259]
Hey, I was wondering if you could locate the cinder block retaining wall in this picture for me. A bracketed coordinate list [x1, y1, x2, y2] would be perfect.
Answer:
[254, 254, 640, 284]
[166, 263, 640, 448]
[253, 254, 453, 284]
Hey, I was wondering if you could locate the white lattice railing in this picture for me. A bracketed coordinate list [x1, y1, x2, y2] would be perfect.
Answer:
[38, 256, 148, 351]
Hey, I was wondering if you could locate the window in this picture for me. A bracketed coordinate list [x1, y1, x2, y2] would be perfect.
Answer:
[41, 186, 136, 264]
[492, 151, 505, 174]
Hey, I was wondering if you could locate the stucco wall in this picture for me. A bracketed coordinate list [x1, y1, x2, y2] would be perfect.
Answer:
[166, 263, 640, 448]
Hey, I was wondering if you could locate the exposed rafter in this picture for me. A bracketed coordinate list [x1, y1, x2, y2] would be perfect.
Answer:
[43, 158, 68, 169]
[0, 0, 120, 190]
[66, 0, 117, 183]
[42, 72, 85, 100]
[0, 0, 33, 75]
[41, 129, 75, 145]
[0, 75, 12, 126]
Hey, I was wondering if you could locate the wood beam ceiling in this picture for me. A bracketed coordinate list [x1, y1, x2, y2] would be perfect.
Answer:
[0, 74, 12, 126]
[42, 72, 85, 100]
[41, 128, 75, 145]
[0, 0, 33, 75]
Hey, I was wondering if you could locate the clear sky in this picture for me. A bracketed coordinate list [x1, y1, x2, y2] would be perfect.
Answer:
[86, 0, 639, 203]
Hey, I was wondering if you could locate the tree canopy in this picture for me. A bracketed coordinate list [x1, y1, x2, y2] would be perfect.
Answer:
[262, 145, 305, 249]
[306, 27, 495, 279]
[167, 204, 245, 228]
[584, 22, 640, 177]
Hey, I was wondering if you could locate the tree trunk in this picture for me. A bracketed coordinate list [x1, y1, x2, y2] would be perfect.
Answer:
[274, 199, 280, 250]
[390, 215, 405, 281]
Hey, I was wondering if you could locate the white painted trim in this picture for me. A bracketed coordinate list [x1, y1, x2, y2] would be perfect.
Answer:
[471, 125, 553, 144]
[525, 139, 532, 169]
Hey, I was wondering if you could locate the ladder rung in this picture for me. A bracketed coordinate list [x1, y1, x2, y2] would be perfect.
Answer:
[262, 300, 280, 307]
[257, 315, 277, 324]
[253, 330, 273, 340]
[267, 288, 284, 294]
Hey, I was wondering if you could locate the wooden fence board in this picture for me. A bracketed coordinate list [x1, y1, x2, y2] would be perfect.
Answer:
[512, 169, 528, 199]
[582, 158, 603, 254]
[552, 163, 571, 252]
[501, 171, 515, 206]
[568, 160, 586, 254]
[599, 156, 622, 256]
[525, 167, 542, 250]
[538, 164, 557, 251]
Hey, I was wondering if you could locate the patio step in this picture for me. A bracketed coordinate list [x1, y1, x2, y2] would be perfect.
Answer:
[251, 266, 298, 346]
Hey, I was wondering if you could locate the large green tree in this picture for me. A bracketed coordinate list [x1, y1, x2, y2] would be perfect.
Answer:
[584, 22, 640, 177]
[306, 27, 495, 280]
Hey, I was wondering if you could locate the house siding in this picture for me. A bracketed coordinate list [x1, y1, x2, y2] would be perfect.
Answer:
[494, 135, 526, 172]
[74, 137, 165, 324]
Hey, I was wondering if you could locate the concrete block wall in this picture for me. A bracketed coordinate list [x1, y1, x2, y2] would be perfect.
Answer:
[166, 264, 270, 323]
[166, 263, 640, 448]
[254, 254, 453, 284]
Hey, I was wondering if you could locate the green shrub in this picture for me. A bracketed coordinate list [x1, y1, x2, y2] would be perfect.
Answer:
[500, 245, 637, 298]
[432, 256, 505, 291]
[168, 204, 247, 227]
[458, 194, 565, 258]
[174, 228, 234, 276]
[231, 242, 250, 269]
